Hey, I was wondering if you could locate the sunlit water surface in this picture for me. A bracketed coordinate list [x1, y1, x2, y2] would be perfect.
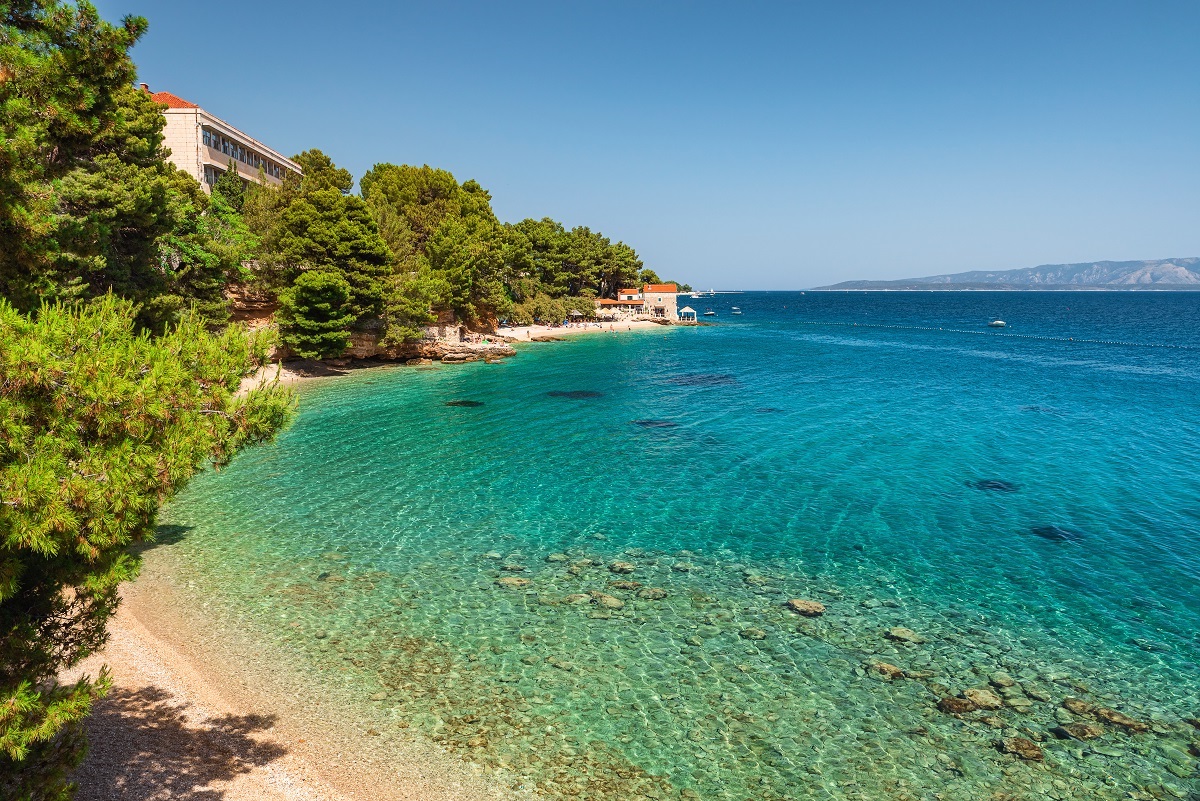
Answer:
[160, 292, 1200, 800]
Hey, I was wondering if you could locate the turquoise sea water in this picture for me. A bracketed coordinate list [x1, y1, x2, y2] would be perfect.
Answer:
[159, 292, 1200, 800]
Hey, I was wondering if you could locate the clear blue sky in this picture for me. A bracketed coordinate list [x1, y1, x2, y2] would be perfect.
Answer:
[95, 0, 1199, 289]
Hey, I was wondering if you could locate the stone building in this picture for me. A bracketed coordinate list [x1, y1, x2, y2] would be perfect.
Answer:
[593, 283, 680, 319]
[640, 284, 679, 319]
[144, 84, 302, 192]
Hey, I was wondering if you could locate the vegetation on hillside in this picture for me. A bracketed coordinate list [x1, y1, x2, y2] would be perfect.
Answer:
[0, 4, 294, 797]
[0, 1, 676, 792]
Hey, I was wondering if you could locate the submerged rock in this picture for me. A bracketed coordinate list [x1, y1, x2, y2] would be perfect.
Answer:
[562, 593, 590, 604]
[1032, 525, 1085, 542]
[589, 591, 624, 609]
[938, 697, 978, 714]
[444, 400, 484, 407]
[989, 671, 1016, 688]
[1052, 723, 1105, 741]
[545, 553, 569, 563]
[785, 599, 826, 617]
[972, 479, 1020, 492]
[1062, 697, 1094, 716]
[405, 358, 433, 365]
[963, 688, 1005, 710]
[547, 390, 604, 399]
[495, 576, 531, 589]
[870, 662, 905, 680]
[1093, 706, 1150, 733]
[740, 628, 767, 641]
[609, 560, 636, 574]
[608, 580, 641, 591]
[885, 627, 925, 644]
[998, 737, 1044, 761]
[637, 587, 667, 600]
[501, 564, 526, 572]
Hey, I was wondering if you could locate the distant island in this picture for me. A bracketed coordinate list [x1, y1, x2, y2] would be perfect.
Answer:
[815, 257, 1200, 290]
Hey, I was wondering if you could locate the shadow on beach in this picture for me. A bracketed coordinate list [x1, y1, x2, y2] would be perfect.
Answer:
[72, 686, 286, 800]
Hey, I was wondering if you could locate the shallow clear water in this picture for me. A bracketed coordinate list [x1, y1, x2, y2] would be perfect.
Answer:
[159, 292, 1200, 800]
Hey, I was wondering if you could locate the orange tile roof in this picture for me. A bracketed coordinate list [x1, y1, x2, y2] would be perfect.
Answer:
[619, 288, 639, 295]
[595, 299, 644, 305]
[642, 283, 678, 293]
[150, 91, 198, 109]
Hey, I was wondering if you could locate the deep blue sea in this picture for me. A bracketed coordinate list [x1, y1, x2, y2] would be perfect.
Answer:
[159, 292, 1200, 800]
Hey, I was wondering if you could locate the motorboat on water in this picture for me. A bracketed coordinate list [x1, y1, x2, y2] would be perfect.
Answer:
[703, 308, 716, 316]
[988, 319, 1007, 328]
[731, 306, 742, 315]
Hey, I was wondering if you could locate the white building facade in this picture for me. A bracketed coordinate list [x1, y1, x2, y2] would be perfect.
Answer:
[146, 84, 302, 192]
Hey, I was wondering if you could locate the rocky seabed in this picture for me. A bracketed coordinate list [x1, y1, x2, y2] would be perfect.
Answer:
[158, 535, 1200, 801]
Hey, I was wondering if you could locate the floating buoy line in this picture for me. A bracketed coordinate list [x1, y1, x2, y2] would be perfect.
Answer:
[794, 321, 1196, 351]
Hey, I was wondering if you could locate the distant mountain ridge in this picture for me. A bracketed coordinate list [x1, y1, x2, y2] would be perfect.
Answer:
[816, 258, 1200, 290]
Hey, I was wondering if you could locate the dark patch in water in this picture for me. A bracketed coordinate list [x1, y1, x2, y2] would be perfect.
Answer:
[445, 400, 484, 408]
[548, 390, 604, 399]
[971, 479, 1020, 493]
[631, 420, 678, 429]
[754, 407, 785, 414]
[1020, 405, 1064, 415]
[665, 373, 738, 387]
[1031, 525, 1085, 543]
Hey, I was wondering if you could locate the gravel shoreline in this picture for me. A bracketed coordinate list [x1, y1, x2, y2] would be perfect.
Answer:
[66, 571, 521, 801]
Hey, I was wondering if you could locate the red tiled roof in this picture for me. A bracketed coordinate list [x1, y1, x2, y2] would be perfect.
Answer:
[642, 283, 678, 293]
[150, 91, 198, 109]
[619, 288, 639, 295]
[595, 299, 644, 306]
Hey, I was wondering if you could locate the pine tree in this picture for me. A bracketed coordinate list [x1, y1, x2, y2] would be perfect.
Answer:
[0, 296, 294, 799]
[211, 158, 246, 212]
[276, 271, 355, 359]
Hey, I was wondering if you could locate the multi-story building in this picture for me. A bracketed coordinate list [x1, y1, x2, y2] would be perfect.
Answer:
[640, 284, 679, 318]
[594, 283, 680, 319]
[143, 84, 302, 192]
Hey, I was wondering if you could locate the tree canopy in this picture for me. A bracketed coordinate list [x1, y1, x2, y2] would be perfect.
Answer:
[0, 296, 294, 799]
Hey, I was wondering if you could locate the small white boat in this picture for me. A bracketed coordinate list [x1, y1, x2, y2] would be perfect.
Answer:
[731, 306, 742, 315]
[690, 292, 701, 298]
[988, 319, 1007, 328]
[703, 308, 716, 316]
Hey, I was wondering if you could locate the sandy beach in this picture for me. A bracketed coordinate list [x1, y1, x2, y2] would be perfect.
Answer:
[495, 319, 666, 340]
[66, 571, 522, 801]
[238, 319, 672, 393]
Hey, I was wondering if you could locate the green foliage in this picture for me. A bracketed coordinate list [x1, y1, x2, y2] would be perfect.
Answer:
[211, 160, 245, 212]
[360, 164, 472, 251]
[0, 295, 294, 798]
[147, 169, 262, 331]
[254, 151, 392, 322]
[381, 268, 450, 345]
[291, 149, 353, 196]
[274, 187, 392, 321]
[0, 1, 149, 311]
[505, 218, 644, 300]
[276, 271, 354, 359]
